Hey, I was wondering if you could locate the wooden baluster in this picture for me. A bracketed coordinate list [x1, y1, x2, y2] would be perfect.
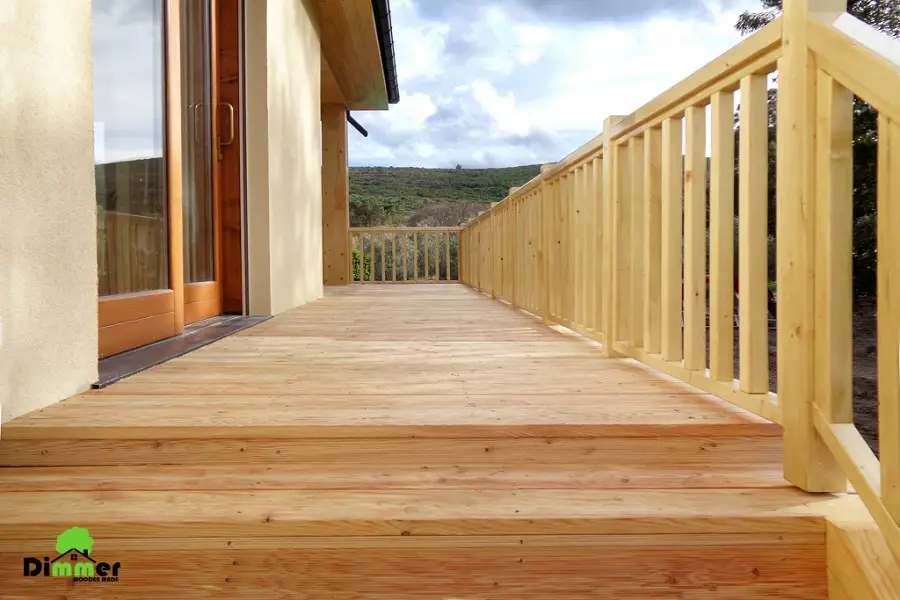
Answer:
[435, 232, 441, 283]
[577, 166, 586, 329]
[369, 232, 375, 283]
[414, 232, 420, 281]
[585, 161, 596, 332]
[424, 231, 430, 283]
[684, 105, 707, 372]
[630, 136, 645, 348]
[391, 233, 396, 282]
[563, 176, 570, 321]
[402, 232, 408, 281]
[661, 117, 684, 362]
[446, 230, 451, 284]
[878, 114, 900, 522]
[815, 72, 854, 430]
[644, 127, 663, 355]
[710, 91, 736, 381]
[615, 142, 631, 345]
[381, 232, 386, 282]
[739, 74, 769, 392]
[594, 156, 605, 337]
[540, 177, 551, 324]
[567, 174, 575, 324]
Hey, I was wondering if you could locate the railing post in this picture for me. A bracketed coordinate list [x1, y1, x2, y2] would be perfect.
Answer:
[779, 0, 846, 492]
[539, 165, 553, 324]
[489, 203, 497, 299]
[509, 188, 520, 308]
[601, 116, 625, 356]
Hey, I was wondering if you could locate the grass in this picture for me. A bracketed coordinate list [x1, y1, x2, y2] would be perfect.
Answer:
[349, 165, 542, 227]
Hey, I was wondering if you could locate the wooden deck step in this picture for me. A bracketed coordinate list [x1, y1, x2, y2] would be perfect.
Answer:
[0, 487, 826, 539]
[0, 532, 827, 599]
[0, 434, 782, 467]
[0, 486, 829, 598]
[0, 463, 791, 491]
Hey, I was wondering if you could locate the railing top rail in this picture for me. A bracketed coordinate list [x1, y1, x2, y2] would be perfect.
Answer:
[607, 17, 782, 143]
[349, 227, 462, 232]
[809, 13, 900, 123]
[461, 18, 783, 234]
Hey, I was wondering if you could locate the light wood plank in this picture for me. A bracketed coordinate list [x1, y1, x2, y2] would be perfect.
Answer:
[739, 74, 769, 393]
[629, 136, 645, 348]
[815, 72, 854, 424]
[878, 115, 900, 523]
[615, 143, 631, 343]
[710, 91, 736, 382]
[778, 0, 846, 492]
[683, 105, 707, 372]
[643, 128, 662, 355]
[661, 117, 683, 361]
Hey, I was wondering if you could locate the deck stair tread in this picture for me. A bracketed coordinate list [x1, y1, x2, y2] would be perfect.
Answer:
[0, 487, 831, 539]
[0, 463, 793, 491]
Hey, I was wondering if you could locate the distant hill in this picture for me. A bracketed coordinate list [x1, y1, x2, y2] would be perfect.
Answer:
[349, 165, 542, 227]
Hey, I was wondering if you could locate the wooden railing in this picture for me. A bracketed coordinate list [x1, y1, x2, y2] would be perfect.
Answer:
[459, 0, 900, 561]
[349, 227, 460, 283]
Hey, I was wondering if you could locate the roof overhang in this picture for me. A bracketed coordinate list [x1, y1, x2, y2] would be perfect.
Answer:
[317, 0, 399, 110]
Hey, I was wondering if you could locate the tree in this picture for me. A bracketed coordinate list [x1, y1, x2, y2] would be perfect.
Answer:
[56, 526, 94, 556]
[736, 0, 899, 294]
[736, 0, 900, 37]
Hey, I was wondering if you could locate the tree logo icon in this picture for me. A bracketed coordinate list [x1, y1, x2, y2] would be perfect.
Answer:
[57, 526, 94, 556]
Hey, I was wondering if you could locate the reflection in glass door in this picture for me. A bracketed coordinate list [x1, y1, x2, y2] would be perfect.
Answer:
[94, 0, 168, 297]
[181, 0, 216, 286]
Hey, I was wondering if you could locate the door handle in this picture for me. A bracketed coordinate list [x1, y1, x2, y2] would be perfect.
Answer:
[219, 102, 235, 147]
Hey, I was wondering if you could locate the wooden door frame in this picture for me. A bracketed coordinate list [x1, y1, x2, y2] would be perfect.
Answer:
[183, 0, 223, 326]
[98, 0, 184, 358]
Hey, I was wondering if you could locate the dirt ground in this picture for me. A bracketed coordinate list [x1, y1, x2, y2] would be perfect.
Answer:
[762, 299, 879, 456]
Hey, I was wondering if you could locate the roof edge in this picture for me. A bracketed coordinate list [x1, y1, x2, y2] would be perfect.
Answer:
[372, 0, 400, 104]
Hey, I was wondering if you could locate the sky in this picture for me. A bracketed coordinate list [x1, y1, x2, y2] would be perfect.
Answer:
[349, 0, 763, 168]
[89, 0, 764, 167]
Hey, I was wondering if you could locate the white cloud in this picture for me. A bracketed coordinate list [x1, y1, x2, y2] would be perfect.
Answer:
[350, 0, 763, 167]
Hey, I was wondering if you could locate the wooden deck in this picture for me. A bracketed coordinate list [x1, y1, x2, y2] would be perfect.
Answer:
[0, 285, 838, 598]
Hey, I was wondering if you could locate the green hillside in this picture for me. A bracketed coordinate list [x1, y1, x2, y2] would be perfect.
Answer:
[349, 165, 542, 227]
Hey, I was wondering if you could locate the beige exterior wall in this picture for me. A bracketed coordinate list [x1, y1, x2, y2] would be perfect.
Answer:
[245, 0, 324, 316]
[0, 1, 98, 423]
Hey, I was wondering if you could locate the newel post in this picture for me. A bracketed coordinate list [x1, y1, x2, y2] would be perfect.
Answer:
[510, 187, 521, 308]
[539, 165, 554, 324]
[778, 0, 846, 492]
[601, 116, 625, 357]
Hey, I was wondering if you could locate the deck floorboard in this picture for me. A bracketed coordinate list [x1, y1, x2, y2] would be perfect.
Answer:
[0, 284, 833, 598]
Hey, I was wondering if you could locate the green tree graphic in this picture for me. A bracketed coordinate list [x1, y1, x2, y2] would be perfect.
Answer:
[56, 527, 94, 555]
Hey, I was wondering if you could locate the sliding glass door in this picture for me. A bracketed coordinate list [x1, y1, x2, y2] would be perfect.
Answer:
[93, 0, 225, 358]
[181, 0, 223, 324]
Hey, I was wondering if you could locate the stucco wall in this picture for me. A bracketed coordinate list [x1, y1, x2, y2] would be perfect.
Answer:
[0, 1, 98, 423]
[245, 0, 324, 316]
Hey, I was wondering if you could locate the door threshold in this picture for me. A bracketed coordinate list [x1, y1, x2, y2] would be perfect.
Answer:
[95, 315, 270, 388]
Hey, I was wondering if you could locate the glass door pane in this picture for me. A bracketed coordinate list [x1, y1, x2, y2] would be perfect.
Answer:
[93, 0, 168, 296]
[181, 0, 216, 284]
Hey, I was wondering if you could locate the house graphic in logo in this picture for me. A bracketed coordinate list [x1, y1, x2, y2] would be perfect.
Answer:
[23, 527, 121, 583]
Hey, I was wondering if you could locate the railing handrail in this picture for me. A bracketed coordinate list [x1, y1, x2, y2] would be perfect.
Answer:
[350, 226, 462, 232]
[457, 0, 900, 564]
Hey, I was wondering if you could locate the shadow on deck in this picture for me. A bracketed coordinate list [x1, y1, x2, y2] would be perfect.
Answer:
[0, 285, 849, 597]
